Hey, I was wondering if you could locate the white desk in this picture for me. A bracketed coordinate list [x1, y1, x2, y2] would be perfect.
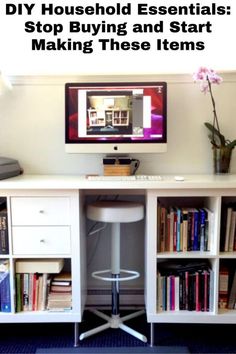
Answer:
[1, 174, 236, 345]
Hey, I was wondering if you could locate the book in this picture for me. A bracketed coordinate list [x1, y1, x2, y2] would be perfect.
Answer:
[228, 270, 236, 309]
[199, 208, 207, 252]
[51, 280, 71, 286]
[228, 211, 236, 252]
[50, 285, 72, 292]
[0, 272, 11, 312]
[15, 258, 64, 274]
[173, 208, 177, 251]
[193, 209, 199, 251]
[174, 275, 180, 311]
[168, 207, 175, 252]
[185, 207, 199, 251]
[0, 208, 9, 254]
[195, 271, 200, 311]
[203, 270, 210, 312]
[28, 273, 34, 311]
[182, 209, 188, 252]
[187, 210, 194, 251]
[156, 203, 161, 252]
[23, 273, 29, 311]
[160, 206, 167, 252]
[176, 208, 182, 252]
[15, 273, 22, 312]
[52, 272, 71, 282]
[224, 207, 233, 252]
[203, 208, 214, 251]
[219, 266, 229, 309]
[157, 271, 164, 312]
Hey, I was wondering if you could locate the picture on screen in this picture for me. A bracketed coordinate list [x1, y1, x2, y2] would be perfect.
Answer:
[65, 82, 167, 148]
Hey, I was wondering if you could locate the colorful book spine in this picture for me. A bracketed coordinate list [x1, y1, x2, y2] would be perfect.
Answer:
[193, 210, 199, 251]
[0, 209, 9, 254]
[0, 272, 11, 312]
[176, 208, 182, 252]
[182, 210, 188, 252]
[199, 208, 206, 252]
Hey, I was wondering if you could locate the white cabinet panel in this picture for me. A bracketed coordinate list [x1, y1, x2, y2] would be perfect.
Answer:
[11, 197, 70, 225]
[12, 226, 71, 255]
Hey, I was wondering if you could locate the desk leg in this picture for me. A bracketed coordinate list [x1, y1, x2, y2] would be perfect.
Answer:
[74, 322, 79, 347]
[150, 322, 155, 347]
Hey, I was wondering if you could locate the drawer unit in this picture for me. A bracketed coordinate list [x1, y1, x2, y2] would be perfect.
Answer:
[12, 226, 71, 255]
[11, 197, 70, 226]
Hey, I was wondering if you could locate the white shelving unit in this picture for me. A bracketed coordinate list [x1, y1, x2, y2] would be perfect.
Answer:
[1, 174, 236, 345]
[145, 188, 236, 326]
[112, 110, 130, 126]
[88, 109, 130, 127]
[0, 188, 86, 346]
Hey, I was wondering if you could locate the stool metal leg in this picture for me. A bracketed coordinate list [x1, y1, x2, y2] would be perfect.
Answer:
[111, 223, 120, 316]
[119, 322, 148, 343]
[150, 322, 155, 347]
[74, 322, 79, 347]
[79, 322, 111, 341]
[120, 309, 145, 322]
[111, 223, 120, 274]
[112, 275, 119, 316]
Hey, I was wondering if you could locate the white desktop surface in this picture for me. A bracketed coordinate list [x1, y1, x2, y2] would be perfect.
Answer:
[0, 174, 236, 190]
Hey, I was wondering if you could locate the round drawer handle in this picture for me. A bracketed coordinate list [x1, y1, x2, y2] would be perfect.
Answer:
[39, 210, 44, 214]
[40, 239, 45, 243]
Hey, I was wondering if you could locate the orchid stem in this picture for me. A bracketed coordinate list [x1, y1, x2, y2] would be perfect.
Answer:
[207, 76, 221, 145]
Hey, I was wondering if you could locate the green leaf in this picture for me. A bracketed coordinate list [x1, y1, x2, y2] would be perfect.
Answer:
[226, 139, 236, 150]
[204, 122, 226, 146]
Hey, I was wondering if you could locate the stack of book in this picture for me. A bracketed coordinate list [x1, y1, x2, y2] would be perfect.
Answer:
[15, 258, 64, 312]
[219, 264, 236, 309]
[157, 260, 213, 312]
[47, 272, 72, 311]
[157, 203, 214, 253]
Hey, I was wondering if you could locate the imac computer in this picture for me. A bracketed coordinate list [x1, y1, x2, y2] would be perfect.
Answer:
[65, 81, 167, 154]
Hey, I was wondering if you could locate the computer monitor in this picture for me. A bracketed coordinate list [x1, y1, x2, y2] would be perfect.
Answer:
[65, 81, 167, 154]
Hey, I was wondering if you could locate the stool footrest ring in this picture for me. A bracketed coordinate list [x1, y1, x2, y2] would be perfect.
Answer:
[92, 268, 140, 282]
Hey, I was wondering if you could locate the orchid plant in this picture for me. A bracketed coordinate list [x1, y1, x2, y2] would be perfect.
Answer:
[193, 67, 236, 150]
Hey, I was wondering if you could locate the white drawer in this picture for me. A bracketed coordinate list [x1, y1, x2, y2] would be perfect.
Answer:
[11, 197, 70, 226]
[12, 226, 71, 255]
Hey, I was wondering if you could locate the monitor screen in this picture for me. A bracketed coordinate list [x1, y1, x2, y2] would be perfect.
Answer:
[65, 81, 167, 153]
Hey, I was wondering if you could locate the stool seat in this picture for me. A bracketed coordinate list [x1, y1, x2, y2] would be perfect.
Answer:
[87, 200, 144, 223]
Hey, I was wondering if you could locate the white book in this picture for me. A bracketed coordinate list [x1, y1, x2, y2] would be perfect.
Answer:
[204, 208, 214, 252]
[174, 276, 180, 311]
[15, 258, 64, 274]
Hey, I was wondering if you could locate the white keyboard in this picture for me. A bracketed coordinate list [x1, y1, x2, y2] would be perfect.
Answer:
[86, 175, 162, 181]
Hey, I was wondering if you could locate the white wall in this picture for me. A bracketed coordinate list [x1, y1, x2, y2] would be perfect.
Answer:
[1, 72, 236, 294]
[1, 73, 236, 175]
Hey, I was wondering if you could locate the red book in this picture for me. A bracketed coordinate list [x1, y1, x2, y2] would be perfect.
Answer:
[32, 273, 38, 311]
[195, 271, 200, 311]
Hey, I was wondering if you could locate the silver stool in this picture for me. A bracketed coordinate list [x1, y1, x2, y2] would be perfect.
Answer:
[80, 200, 147, 343]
